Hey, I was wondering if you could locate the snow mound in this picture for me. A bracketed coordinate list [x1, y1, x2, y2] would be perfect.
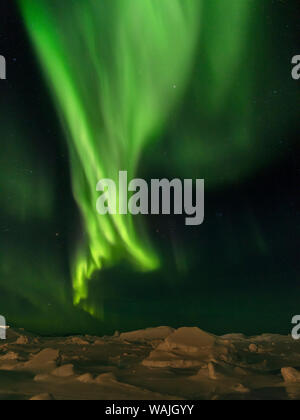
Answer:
[24, 348, 59, 372]
[143, 327, 225, 368]
[158, 327, 215, 353]
[52, 364, 75, 378]
[66, 337, 90, 346]
[119, 326, 174, 343]
[282, 367, 300, 383]
[30, 393, 55, 401]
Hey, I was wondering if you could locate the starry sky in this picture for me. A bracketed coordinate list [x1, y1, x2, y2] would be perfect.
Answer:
[0, 0, 299, 336]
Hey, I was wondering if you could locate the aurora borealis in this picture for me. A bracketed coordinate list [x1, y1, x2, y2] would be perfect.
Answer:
[0, 0, 299, 335]
[18, 0, 202, 309]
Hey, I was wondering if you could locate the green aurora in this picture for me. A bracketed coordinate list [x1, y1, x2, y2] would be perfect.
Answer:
[18, 0, 203, 312]
[0, 0, 298, 334]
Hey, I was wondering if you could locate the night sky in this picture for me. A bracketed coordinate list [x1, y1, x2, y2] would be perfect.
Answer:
[0, 0, 299, 336]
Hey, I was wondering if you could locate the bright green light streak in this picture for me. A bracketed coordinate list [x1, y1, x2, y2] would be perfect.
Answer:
[19, 0, 201, 309]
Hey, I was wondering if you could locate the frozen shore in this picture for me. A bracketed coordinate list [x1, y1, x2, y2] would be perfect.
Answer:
[1, 326, 300, 400]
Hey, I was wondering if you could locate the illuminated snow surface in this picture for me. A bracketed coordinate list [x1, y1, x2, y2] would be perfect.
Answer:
[1, 327, 300, 400]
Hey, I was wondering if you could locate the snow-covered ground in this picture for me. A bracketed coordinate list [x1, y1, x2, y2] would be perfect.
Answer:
[1, 326, 300, 400]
